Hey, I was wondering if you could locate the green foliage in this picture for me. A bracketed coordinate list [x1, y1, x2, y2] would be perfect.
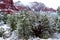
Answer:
[16, 11, 57, 39]
[0, 13, 8, 24]
[56, 6, 60, 33]
[0, 27, 5, 37]
[57, 6, 60, 15]
[17, 11, 36, 39]
[57, 18, 60, 33]
[7, 14, 17, 31]
[32, 14, 57, 39]
[0, 14, 3, 22]
[2, 13, 8, 24]
[0, 10, 58, 39]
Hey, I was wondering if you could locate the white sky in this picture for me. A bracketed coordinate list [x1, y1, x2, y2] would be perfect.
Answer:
[13, 0, 60, 9]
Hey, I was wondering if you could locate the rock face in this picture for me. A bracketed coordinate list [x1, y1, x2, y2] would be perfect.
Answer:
[0, 0, 27, 13]
[0, 0, 19, 14]
[0, 0, 56, 14]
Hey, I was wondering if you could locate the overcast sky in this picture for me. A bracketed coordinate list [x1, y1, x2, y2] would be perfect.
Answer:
[13, 0, 60, 9]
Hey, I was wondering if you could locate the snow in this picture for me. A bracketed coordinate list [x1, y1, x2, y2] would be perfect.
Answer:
[0, 1, 3, 3]
[0, 24, 10, 31]
[53, 33, 60, 39]
[0, 37, 4, 40]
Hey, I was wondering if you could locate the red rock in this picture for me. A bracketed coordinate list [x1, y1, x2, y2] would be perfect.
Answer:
[0, 0, 19, 14]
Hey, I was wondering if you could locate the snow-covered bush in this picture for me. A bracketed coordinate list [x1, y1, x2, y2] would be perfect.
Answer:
[7, 13, 17, 31]
[0, 14, 4, 22]
[0, 10, 58, 39]
[16, 11, 57, 39]
[0, 27, 5, 37]
[32, 13, 58, 39]
[57, 6, 60, 15]
[56, 15, 60, 33]
[2, 13, 8, 24]
[0, 13, 8, 24]
[56, 7, 60, 33]
[16, 11, 36, 40]
[0, 23, 11, 39]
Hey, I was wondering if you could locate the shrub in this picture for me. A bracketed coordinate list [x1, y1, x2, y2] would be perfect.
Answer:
[4, 10, 58, 39]
[57, 6, 60, 15]
[0, 27, 5, 37]
[16, 11, 36, 40]
[2, 13, 8, 24]
[16, 11, 57, 39]
[7, 13, 17, 31]
[57, 17, 60, 33]
[32, 14, 58, 38]
[0, 13, 8, 24]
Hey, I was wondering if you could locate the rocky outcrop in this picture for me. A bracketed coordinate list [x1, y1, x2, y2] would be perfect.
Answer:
[0, 0, 19, 14]
[0, 0, 56, 14]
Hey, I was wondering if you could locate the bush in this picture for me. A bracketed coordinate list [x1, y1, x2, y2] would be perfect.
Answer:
[57, 6, 60, 15]
[3, 10, 58, 39]
[17, 11, 36, 39]
[57, 17, 60, 33]
[0, 13, 8, 24]
[0, 27, 5, 37]
[16, 11, 57, 39]
[7, 13, 17, 31]
[32, 14, 57, 38]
